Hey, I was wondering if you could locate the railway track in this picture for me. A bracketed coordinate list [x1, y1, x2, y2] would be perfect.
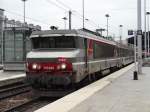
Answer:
[0, 82, 31, 100]
[4, 66, 121, 112]
[0, 65, 130, 112]
[3, 97, 56, 112]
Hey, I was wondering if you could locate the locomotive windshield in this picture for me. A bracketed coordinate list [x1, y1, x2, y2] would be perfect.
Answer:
[31, 36, 76, 49]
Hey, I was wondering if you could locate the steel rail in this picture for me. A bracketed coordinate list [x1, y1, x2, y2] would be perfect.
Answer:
[0, 83, 31, 100]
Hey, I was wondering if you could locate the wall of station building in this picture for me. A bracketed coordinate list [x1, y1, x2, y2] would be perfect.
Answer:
[128, 33, 150, 58]
[0, 9, 4, 64]
[4, 28, 31, 62]
[0, 8, 41, 70]
[128, 34, 149, 51]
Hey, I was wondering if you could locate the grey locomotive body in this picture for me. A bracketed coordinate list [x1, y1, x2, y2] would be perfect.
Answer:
[26, 29, 134, 89]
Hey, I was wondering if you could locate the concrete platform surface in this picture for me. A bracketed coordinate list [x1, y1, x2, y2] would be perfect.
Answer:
[68, 67, 150, 112]
[35, 64, 141, 112]
[0, 70, 25, 81]
[0, 70, 25, 86]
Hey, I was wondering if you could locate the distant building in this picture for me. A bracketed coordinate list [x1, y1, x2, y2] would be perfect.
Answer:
[0, 9, 41, 70]
[127, 33, 147, 50]
[0, 8, 4, 64]
[127, 32, 150, 57]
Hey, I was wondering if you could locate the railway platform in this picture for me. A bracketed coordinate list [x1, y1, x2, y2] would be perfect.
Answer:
[35, 64, 150, 112]
[0, 70, 25, 87]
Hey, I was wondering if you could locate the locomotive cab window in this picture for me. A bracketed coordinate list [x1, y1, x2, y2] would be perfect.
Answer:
[31, 36, 76, 49]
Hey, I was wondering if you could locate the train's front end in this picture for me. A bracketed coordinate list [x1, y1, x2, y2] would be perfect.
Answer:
[26, 30, 80, 90]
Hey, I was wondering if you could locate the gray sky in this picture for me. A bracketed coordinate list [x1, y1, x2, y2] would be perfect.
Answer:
[0, 0, 150, 39]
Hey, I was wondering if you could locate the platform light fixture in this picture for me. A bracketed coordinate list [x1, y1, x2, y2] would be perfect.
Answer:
[119, 25, 123, 44]
[105, 14, 110, 38]
[62, 17, 67, 29]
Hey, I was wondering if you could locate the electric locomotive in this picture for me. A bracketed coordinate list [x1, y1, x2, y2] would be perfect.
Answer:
[26, 29, 134, 91]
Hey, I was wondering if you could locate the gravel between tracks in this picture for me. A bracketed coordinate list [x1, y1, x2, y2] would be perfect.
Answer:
[0, 91, 34, 112]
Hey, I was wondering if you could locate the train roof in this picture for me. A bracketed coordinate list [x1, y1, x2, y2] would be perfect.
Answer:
[31, 29, 78, 36]
[31, 29, 116, 45]
[30, 29, 133, 49]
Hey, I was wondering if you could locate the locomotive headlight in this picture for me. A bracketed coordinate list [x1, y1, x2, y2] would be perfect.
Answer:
[32, 63, 37, 69]
[61, 63, 66, 70]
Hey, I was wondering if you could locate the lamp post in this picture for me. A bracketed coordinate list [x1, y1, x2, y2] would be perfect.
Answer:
[119, 25, 123, 44]
[147, 12, 150, 57]
[137, 0, 142, 74]
[0, 9, 4, 65]
[21, 0, 27, 25]
[144, 0, 147, 58]
[21, 0, 27, 61]
[69, 11, 72, 30]
[82, 0, 85, 28]
[105, 14, 110, 39]
[62, 17, 67, 29]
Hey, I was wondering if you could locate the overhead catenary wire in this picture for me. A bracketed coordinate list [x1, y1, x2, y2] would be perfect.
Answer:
[45, 0, 68, 12]
[48, 0, 119, 32]
[43, 0, 142, 39]
[5, 10, 51, 27]
[55, 0, 72, 10]
[4, 0, 132, 37]
[47, 0, 103, 30]
[52, 0, 120, 35]
[4, 0, 71, 29]
[6, 0, 70, 27]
